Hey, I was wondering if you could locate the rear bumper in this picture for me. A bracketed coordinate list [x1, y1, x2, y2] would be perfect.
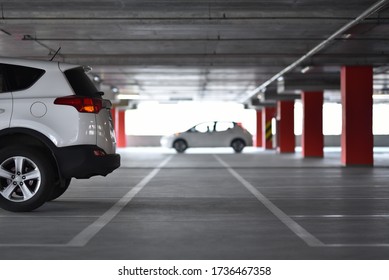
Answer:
[55, 145, 121, 179]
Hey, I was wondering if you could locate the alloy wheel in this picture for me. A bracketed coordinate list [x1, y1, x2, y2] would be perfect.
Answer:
[0, 156, 41, 202]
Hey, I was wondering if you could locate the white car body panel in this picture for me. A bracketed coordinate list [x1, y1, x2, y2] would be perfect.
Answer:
[10, 79, 98, 148]
[95, 107, 117, 154]
[1, 58, 116, 154]
[11, 96, 97, 147]
[185, 131, 215, 147]
[0, 92, 12, 130]
[161, 121, 253, 150]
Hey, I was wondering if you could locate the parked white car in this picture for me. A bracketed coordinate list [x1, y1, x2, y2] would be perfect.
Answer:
[0, 57, 120, 212]
[161, 121, 253, 153]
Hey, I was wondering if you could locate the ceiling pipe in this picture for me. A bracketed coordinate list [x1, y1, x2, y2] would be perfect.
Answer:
[240, 0, 389, 104]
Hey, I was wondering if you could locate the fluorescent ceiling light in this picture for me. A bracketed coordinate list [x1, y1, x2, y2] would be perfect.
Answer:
[341, 33, 352, 39]
[301, 66, 311, 74]
[373, 94, 389, 100]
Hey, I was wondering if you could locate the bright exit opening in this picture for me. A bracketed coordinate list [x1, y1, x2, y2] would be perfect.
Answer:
[125, 101, 389, 136]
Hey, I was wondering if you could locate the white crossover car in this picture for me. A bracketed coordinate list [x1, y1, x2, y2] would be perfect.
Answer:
[161, 121, 253, 153]
[0, 57, 120, 212]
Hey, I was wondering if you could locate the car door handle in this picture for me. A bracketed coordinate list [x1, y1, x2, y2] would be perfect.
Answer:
[0, 109, 5, 114]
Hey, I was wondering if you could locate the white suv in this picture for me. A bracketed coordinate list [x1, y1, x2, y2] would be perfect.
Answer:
[0, 57, 120, 212]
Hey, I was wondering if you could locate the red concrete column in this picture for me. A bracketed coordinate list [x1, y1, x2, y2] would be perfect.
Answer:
[341, 66, 373, 166]
[301, 92, 323, 157]
[262, 107, 276, 149]
[113, 108, 127, 148]
[255, 110, 263, 147]
[277, 100, 295, 153]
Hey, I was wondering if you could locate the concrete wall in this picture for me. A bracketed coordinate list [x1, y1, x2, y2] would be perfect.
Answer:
[127, 135, 389, 147]
[127, 136, 163, 147]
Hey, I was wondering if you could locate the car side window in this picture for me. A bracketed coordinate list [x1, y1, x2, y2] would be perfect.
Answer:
[215, 122, 234, 132]
[5, 64, 45, 92]
[195, 122, 214, 133]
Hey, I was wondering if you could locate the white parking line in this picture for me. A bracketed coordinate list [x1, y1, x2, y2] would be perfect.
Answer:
[214, 155, 389, 248]
[0, 156, 172, 248]
[213, 155, 324, 247]
[67, 156, 173, 247]
[324, 243, 389, 247]
[0, 215, 99, 218]
[291, 214, 389, 219]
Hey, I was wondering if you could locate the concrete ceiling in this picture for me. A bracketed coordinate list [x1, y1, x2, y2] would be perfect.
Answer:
[1, 0, 389, 104]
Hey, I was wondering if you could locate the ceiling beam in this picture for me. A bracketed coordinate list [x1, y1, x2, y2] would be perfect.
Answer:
[278, 73, 340, 93]
[240, 0, 389, 104]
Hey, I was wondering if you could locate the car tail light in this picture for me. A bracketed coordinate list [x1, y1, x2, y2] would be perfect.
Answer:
[54, 96, 102, 113]
[237, 122, 248, 132]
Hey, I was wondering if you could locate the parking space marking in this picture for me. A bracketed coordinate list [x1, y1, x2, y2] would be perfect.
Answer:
[0, 156, 172, 248]
[214, 155, 389, 248]
[0, 243, 70, 248]
[2, 153, 388, 249]
[67, 155, 173, 247]
[214, 155, 324, 247]
[323, 244, 389, 247]
[291, 214, 389, 247]
[271, 197, 389, 200]
[291, 214, 389, 219]
[0, 215, 99, 218]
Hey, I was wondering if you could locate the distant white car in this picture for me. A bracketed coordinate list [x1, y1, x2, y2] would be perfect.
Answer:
[161, 121, 253, 153]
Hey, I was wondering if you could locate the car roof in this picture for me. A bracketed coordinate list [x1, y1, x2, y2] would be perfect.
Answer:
[0, 57, 81, 72]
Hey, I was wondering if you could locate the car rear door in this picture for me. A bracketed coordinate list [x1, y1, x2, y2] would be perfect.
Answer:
[63, 66, 117, 154]
[213, 121, 235, 146]
[186, 122, 215, 147]
[0, 65, 12, 130]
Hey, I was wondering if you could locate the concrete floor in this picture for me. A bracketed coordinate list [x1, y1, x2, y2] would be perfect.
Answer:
[1, 147, 389, 259]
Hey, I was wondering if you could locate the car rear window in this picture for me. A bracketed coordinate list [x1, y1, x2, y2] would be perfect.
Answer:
[2, 64, 45, 92]
[215, 122, 234, 132]
[64, 67, 100, 98]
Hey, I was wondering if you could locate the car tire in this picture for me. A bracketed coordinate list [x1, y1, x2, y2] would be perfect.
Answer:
[173, 139, 188, 153]
[0, 146, 55, 212]
[47, 178, 71, 201]
[231, 139, 245, 153]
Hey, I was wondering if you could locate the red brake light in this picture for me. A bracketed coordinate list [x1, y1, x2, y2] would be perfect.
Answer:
[54, 96, 102, 113]
[237, 122, 247, 132]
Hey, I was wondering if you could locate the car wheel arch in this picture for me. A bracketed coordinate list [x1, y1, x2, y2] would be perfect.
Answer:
[0, 128, 61, 179]
[0, 127, 57, 148]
